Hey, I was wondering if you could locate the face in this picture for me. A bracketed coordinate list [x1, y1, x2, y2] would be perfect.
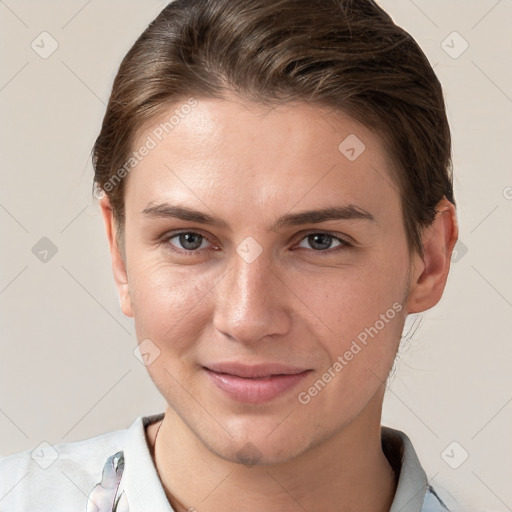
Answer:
[102, 97, 433, 464]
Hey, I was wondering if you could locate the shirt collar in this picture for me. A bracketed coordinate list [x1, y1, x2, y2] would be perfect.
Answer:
[105, 415, 431, 512]
[120, 412, 171, 511]
[382, 426, 430, 511]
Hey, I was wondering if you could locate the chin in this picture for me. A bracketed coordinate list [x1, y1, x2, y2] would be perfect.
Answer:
[212, 437, 309, 467]
[198, 416, 327, 468]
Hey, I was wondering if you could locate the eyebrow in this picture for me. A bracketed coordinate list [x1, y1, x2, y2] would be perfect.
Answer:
[141, 202, 376, 231]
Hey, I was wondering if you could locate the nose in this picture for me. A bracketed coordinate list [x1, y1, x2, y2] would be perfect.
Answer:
[212, 246, 292, 345]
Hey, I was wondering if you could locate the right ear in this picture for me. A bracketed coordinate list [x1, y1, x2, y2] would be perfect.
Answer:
[99, 195, 134, 318]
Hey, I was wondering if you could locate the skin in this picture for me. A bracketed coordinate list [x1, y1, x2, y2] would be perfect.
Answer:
[99, 96, 458, 512]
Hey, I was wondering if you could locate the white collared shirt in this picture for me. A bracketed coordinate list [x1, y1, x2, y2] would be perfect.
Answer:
[0, 412, 455, 511]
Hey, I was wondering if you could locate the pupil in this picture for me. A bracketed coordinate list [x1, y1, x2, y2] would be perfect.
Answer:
[181, 233, 202, 250]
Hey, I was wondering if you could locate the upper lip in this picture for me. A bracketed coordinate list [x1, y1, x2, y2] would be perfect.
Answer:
[203, 362, 311, 378]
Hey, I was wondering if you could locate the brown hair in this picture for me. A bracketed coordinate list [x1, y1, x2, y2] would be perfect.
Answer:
[92, 0, 455, 258]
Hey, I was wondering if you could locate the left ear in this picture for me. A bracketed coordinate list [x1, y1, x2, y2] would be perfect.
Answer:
[405, 197, 459, 314]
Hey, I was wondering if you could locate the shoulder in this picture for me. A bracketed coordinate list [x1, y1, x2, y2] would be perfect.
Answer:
[0, 423, 130, 511]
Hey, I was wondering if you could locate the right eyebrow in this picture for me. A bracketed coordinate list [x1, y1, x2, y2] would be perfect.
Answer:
[142, 203, 230, 229]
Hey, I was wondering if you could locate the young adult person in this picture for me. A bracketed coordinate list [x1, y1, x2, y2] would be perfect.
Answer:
[0, 1, 462, 510]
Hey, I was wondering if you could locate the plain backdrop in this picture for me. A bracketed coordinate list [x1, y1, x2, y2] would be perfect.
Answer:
[0, 1, 511, 510]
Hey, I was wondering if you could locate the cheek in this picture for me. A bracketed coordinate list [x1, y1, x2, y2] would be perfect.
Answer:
[299, 258, 407, 338]
[295, 259, 407, 401]
[296, 274, 405, 421]
[128, 259, 215, 351]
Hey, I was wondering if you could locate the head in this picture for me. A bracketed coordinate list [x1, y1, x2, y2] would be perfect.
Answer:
[93, 0, 458, 464]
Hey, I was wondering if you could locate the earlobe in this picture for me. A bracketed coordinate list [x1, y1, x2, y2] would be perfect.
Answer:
[98, 196, 134, 318]
[405, 198, 459, 314]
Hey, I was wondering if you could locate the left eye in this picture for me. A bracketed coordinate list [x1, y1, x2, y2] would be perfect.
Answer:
[295, 233, 351, 252]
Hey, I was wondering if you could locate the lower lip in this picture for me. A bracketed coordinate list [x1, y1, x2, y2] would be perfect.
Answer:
[203, 368, 311, 404]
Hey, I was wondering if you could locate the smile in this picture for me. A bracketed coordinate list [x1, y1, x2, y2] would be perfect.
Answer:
[202, 363, 312, 404]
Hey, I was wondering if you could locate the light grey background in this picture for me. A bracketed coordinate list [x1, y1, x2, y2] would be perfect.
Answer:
[0, 1, 511, 510]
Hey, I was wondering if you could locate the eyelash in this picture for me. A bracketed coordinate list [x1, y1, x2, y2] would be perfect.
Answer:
[161, 229, 353, 257]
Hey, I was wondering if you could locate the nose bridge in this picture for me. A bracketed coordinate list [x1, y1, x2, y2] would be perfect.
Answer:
[213, 243, 289, 343]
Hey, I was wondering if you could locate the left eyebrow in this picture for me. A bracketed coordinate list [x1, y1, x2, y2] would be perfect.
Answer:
[141, 202, 376, 231]
[271, 205, 376, 230]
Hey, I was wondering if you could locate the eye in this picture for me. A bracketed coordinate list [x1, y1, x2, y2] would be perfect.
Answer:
[295, 232, 352, 253]
[165, 231, 215, 255]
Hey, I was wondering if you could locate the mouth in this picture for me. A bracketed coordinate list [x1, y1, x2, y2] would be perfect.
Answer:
[202, 362, 312, 404]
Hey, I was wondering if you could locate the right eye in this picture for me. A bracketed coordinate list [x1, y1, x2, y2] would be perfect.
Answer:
[163, 230, 218, 256]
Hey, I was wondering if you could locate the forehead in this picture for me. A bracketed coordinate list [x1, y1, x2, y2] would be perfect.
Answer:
[125, 97, 400, 222]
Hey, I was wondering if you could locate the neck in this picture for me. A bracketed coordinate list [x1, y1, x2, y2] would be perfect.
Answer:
[150, 394, 397, 512]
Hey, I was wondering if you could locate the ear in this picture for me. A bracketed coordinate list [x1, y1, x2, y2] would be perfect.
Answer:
[99, 195, 134, 318]
[405, 197, 459, 314]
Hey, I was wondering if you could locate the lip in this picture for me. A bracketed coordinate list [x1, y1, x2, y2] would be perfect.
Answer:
[202, 362, 312, 404]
